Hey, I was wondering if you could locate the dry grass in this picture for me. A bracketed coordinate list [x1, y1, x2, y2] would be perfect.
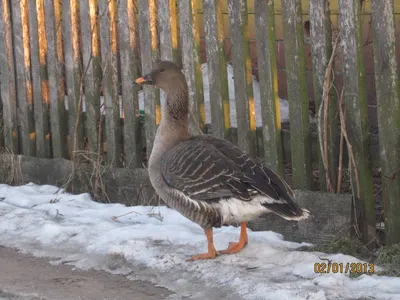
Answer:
[375, 243, 400, 277]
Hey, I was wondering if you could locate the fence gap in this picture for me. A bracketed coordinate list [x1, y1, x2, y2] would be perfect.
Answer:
[0, 0, 19, 153]
[45, 0, 67, 158]
[371, 0, 400, 246]
[281, 0, 312, 189]
[310, 0, 339, 192]
[254, 0, 284, 175]
[118, 0, 142, 168]
[203, 0, 231, 139]
[228, 0, 256, 156]
[80, 0, 102, 160]
[139, 0, 158, 160]
[28, 0, 50, 158]
[11, 0, 36, 156]
[179, 0, 206, 135]
[339, 0, 375, 244]
[63, 0, 84, 159]
[99, 0, 123, 167]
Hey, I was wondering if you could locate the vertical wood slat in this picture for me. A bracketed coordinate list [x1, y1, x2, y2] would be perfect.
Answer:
[148, 0, 161, 124]
[310, 0, 339, 191]
[203, 0, 231, 139]
[62, 0, 84, 158]
[139, 0, 158, 160]
[339, 0, 375, 243]
[179, 0, 206, 134]
[99, 0, 123, 166]
[28, 0, 50, 158]
[281, 0, 312, 189]
[0, 0, 19, 152]
[254, 0, 283, 175]
[158, 0, 179, 63]
[11, 0, 35, 156]
[45, 0, 67, 158]
[118, 0, 141, 168]
[228, 0, 256, 156]
[169, 0, 180, 65]
[371, 0, 400, 246]
[80, 0, 101, 158]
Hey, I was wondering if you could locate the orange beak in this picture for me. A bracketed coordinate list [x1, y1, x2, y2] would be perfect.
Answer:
[134, 77, 147, 84]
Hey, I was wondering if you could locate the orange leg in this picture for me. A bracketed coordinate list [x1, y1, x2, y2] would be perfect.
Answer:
[219, 222, 248, 254]
[187, 228, 220, 261]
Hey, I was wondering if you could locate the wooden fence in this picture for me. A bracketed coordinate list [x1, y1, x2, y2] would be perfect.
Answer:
[0, 0, 399, 246]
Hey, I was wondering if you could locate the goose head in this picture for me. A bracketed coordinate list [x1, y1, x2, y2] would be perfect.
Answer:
[134, 60, 187, 94]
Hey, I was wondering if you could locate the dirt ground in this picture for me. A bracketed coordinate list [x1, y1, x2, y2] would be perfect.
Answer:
[0, 246, 173, 300]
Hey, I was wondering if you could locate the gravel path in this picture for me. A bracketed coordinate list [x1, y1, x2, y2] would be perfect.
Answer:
[0, 246, 173, 300]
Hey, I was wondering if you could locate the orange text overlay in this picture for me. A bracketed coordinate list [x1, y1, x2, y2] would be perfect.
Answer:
[314, 262, 375, 274]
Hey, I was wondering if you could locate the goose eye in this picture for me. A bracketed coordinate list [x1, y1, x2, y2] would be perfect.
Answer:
[159, 68, 165, 73]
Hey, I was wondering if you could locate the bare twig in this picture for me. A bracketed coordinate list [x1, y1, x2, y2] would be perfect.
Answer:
[337, 89, 361, 237]
[318, 32, 340, 192]
[337, 92, 345, 193]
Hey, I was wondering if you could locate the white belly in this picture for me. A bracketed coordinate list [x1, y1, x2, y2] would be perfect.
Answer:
[212, 196, 272, 225]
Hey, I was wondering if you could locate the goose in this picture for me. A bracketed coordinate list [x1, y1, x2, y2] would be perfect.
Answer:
[135, 61, 310, 261]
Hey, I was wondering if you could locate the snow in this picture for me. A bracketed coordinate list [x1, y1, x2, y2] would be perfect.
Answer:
[0, 183, 399, 300]
[65, 63, 297, 127]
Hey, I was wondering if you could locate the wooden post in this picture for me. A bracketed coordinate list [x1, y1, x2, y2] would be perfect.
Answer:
[139, 0, 158, 159]
[80, 0, 102, 159]
[371, 0, 400, 246]
[45, 0, 67, 158]
[203, 0, 231, 139]
[281, 0, 312, 189]
[99, 0, 123, 166]
[0, 0, 19, 153]
[339, 0, 375, 244]
[63, 0, 84, 158]
[11, 0, 36, 156]
[158, 0, 178, 63]
[228, 0, 256, 156]
[28, 0, 50, 158]
[118, 0, 142, 168]
[254, 0, 284, 175]
[179, 0, 206, 135]
[310, 0, 339, 191]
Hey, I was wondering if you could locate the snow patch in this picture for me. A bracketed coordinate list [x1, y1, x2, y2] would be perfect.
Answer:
[0, 183, 399, 300]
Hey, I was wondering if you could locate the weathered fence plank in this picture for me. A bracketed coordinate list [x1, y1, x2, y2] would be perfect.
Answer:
[99, 0, 123, 166]
[179, 0, 206, 134]
[63, 0, 84, 158]
[169, 0, 180, 65]
[28, 0, 50, 158]
[228, 0, 256, 156]
[310, 0, 339, 192]
[139, 0, 158, 160]
[148, 0, 161, 125]
[371, 0, 400, 246]
[339, 0, 375, 244]
[11, 0, 35, 156]
[158, 0, 173, 62]
[118, 0, 141, 168]
[254, 0, 283, 175]
[281, 0, 312, 189]
[80, 0, 102, 159]
[45, 0, 67, 158]
[203, 0, 231, 139]
[0, 0, 18, 153]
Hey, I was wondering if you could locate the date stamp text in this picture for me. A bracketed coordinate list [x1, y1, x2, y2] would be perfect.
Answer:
[314, 262, 375, 274]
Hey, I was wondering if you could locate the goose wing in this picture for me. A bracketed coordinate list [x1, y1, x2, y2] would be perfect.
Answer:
[160, 135, 307, 221]
[160, 137, 256, 202]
